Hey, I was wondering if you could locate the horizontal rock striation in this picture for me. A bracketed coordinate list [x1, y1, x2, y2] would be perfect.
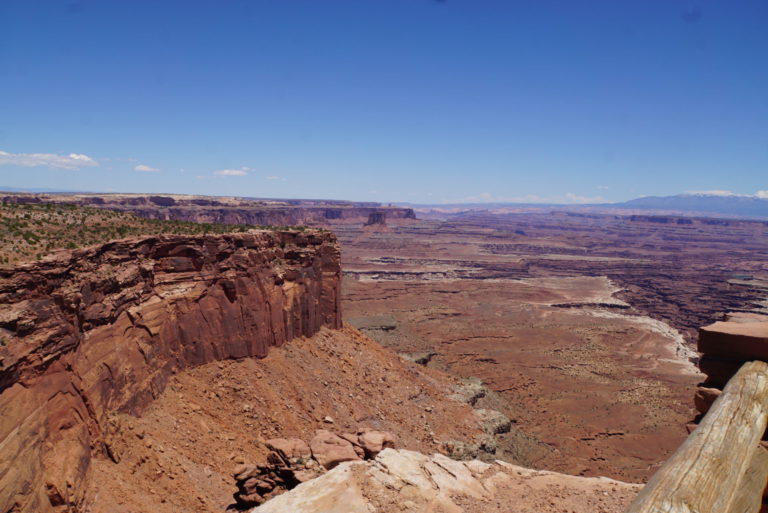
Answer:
[121, 205, 414, 227]
[694, 313, 768, 417]
[0, 193, 417, 227]
[0, 231, 341, 513]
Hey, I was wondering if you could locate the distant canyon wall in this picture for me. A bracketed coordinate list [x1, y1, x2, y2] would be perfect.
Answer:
[0, 193, 417, 227]
[0, 231, 341, 513]
[118, 205, 415, 226]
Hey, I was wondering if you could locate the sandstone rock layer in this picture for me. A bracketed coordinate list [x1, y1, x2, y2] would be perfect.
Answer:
[0, 193, 416, 227]
[251, 448, 641, 513]
[0, 231, 341, 513]
[695, 317, 768, 417]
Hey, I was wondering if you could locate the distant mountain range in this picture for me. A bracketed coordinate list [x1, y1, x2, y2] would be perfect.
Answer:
[404, 194, 768, 220]
[610, 194, 768, 219]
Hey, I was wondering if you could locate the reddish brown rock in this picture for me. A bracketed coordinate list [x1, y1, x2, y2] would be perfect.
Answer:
[698, 356, 745, 388]
[0, 192, 417, 227]
[266, 438, 312, 464]
[693, 386, 722, 415]
[364, 211, 387, 226]
[338, 432, 359, 445]
[357, 429, 396, 459]
[699, 321, 768, 361]
[233, 465, 261, 482]
[337, 433, 367, 459]
[0, 231, 341, 513]
[309, 430, 361, 470]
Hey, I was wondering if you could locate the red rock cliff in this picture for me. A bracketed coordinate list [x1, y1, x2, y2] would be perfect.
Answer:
[0, 193, 417, 227]
[0, 230, 341, 513]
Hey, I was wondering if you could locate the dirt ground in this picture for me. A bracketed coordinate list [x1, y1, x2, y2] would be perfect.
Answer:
[83, 326, 486, 513]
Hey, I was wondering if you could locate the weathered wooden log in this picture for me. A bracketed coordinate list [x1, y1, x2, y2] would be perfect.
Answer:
[725, 445, 768, 513]
[625, 360, 768, 513]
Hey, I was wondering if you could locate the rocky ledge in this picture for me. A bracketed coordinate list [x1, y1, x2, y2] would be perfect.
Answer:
[0, 230, 341, 513]
[692, 312, 768, 418]
[249, 448, 641, 513]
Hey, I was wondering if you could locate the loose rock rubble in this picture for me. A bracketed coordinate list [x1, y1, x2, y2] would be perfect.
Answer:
[229, 429, 396, 509]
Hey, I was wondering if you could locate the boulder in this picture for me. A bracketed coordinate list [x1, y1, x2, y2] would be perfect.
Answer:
[694, 387, 722, 415]
[233, 464, 260, 481]
[309, 430, 361, 470]
[357, 429, 395, 459]
[474, 408, 512, 434]
[699, 321, 768, 361]
[265, 438, 311, 464]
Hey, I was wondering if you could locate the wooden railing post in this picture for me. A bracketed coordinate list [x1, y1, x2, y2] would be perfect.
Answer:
[625, 360, 768, 513]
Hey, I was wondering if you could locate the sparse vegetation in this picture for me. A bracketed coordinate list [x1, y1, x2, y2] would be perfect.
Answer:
[0, 202, 311, 266]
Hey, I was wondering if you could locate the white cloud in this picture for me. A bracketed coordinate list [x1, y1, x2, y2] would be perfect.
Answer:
[215, 169, 247, 176]
[687, 190, 768, 199]
[595, 185, 610, 190]
[265, 175, 282, 181]
[687, 190, 738, 196]
[0, 150, 98, 170]
[455, 192, 608, 204]
[458, 192, 545, 203]
[564, 192, 608, 204]
[134, 164, 159, 172]
[214, 167, 250, 176]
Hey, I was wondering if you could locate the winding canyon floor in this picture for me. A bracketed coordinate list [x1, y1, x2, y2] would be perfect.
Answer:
[334, 211, 768, 482]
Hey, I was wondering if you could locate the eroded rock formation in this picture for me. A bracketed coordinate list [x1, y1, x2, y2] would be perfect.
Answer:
[230, 429, 395, 509]
[0, 231, 341, 513]
[693, 312, 768, 417]
[364, 211, 387, 226]
[249, 448, 641, 513]
[0, 193, 417, 227]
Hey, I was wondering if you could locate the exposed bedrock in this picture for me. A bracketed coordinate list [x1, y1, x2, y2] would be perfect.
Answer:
[0, 193, 417, 227]
[249, 448, 641, 513]
[694, 313, 768, 416]
[120, 205, 414, 227]
[0, 231, 341, 513]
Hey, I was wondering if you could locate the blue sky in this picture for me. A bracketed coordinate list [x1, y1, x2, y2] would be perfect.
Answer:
[1, 1, 766, 204]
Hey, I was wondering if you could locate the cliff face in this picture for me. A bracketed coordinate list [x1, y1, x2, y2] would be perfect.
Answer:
[118, 205, 415, 227]
[0, 193, 417, 227]
[693, 312, 768, 417]
[0, 231, 341, 513]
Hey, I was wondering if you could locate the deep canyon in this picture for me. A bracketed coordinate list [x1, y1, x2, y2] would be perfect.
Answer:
[1, 195, 768, 512]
